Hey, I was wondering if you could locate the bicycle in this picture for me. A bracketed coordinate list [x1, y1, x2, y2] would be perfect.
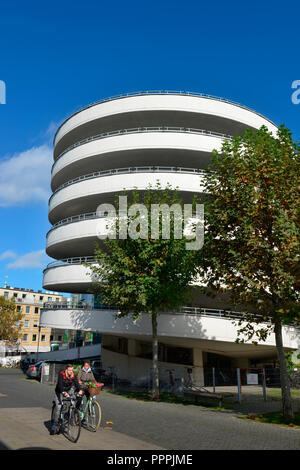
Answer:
[183, 367, 209, 393]
[51, 392, 81, 443]
[78, 389, 102, 432]
[161, 369, 175, 393]
[183, 367, 194, 388]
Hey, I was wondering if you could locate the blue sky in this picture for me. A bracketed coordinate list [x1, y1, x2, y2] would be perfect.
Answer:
[0, 0, 299, 292]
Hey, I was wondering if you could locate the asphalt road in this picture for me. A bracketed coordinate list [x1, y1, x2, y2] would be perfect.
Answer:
[1, 368, 300, 450]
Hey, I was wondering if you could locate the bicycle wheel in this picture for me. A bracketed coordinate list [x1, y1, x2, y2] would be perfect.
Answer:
[86, 399, 101, 431]
[66, 408, 81, 443]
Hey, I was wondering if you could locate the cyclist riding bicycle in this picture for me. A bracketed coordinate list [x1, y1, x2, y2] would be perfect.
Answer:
[77, 360, 96, 394]
[50, 364, 83, 435]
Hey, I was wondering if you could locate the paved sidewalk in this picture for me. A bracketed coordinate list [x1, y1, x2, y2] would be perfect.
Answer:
[1, 370, 300, 450]
[0, 406, 164, 450]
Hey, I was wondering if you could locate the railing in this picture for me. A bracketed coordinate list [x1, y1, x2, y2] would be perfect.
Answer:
[41, 301, 257, 323]
[53, 126, 232, 166]
[43, 301, 116, 310]
[54, 90, 276, 143]
[42, 296, 300, 328]
[49, 165, 206, 203]
[46, 206, 202, 237]
[44, 256, 95, 270]
[47, 211, 101, 236]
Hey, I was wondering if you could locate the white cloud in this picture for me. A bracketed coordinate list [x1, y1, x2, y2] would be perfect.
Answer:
[7, 250, 48, 269]
[0, 143, 52, 207]
[0, 250, 17, 261]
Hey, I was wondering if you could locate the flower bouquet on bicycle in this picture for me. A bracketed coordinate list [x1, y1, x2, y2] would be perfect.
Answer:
[87, 381, 104, 396]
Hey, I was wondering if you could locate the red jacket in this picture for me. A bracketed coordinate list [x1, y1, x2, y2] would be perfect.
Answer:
[55, 370, 81, 394]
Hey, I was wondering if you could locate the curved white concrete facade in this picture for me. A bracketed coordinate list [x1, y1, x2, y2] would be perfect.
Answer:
[43, 262, 94, 292]
[44, 92, 278, 292]
[46, 218, 100, 258]
[40, 308, 299, 355]
[54, 93, 277, 158]
[43, 92, 294, 367]
[48, 171, 206, 224]
[51, 130, 225, 190]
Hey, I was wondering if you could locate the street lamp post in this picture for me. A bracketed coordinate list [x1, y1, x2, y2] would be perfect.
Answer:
[36, 325, 41, 361]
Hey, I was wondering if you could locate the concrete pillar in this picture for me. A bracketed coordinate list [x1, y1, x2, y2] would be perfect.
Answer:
[128, 338, 138, 356]
[193, 348, 204, 386]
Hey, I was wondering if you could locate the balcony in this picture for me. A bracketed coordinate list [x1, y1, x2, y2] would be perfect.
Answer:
[48, 166, 206, 224]
[53, 91, 277, 158]
[40, 303, 299, 357]
[51, 127, 229, 189]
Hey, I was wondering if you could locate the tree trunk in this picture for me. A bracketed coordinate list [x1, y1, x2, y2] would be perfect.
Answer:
[151, 312, 160, 399]
[274, 319, 294, 422]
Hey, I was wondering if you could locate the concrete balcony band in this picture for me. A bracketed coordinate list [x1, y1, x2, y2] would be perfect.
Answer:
[40, 306, 298, 354]
[50, 165, 207, 201]
[55, 91, 277, 140]
[51, 128, 227, 190]
[46, 204, 204, 259]
[48, 170, 206, 224]
[53, 91, 277, 159]
[42, 301, 257, 322]
[53, 126, 233, 166]
[48, 211, 104, 234]
[43, 259, 93, 293]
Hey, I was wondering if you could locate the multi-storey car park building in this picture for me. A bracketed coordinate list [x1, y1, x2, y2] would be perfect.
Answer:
[41, 91, 299, 385]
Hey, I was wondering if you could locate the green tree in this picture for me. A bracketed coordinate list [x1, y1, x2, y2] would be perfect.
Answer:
[198, 125, 300, 421]
[86, 183, 201, 399]
[0, 296, 23, 344]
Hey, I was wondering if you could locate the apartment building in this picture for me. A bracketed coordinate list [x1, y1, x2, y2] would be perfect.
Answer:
[0, 285, 66, 354]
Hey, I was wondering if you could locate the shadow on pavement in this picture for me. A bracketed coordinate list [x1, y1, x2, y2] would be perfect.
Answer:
[44, 419, 52, 432]
[0, 438, 52, 451]
[17, 447, 53, 450]
[0, 440, 10, 450]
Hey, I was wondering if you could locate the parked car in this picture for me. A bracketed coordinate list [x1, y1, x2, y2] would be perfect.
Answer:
[26, 360, 65, 380]
[26, 361, 44, 379]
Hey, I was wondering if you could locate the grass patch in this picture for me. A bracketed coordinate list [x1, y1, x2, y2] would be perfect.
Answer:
[245, 411, 300, 428]
[105, 388, 231, 410]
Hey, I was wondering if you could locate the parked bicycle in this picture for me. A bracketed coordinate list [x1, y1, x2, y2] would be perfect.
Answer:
[183, 366, 209, 393]
[160, 368, 176, 392]
[51, 392, 81, 443]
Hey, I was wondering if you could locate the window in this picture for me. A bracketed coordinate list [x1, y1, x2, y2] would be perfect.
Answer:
[13, 293, 17, 298]
[58, 335, 62, 342]
[24, 320, 30, 328]
[34, 307, 39, 314]
[16, 305, 21, 312]
[41, 335, 46, 342]
[4, 291, 8, 299]
[48, 297, 52, 302]
[39, 296, 43, 301]
[55, 297, 60, 302]
[25, 306, 30, 314]
[22, 294, 26, 299]
[32, 334, 37, 342]
[23, 334, 28, 342]
[50, 335, 53, 341]
[33, 320, 39, 328]
[118, 338, 128, 354]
